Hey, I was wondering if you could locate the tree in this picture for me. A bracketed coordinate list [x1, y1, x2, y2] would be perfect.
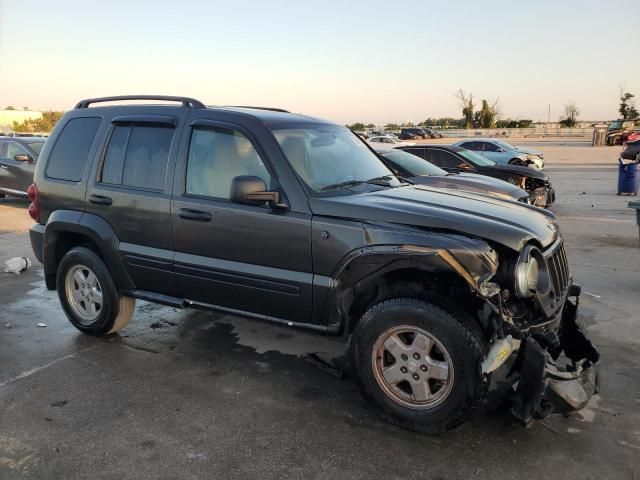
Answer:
[559, 102, 579, 127]
[11, 111, 64, 133]
[456, 90, 474, 129]
[366, 123, 375, 129]
[496, 118, 533, 128]
[619, 91, 639, 120]
[4, 106, 15, 110]
[346, 122, 366, 131]
[478, 99, 498, 128]
[384, 123, 400, 130]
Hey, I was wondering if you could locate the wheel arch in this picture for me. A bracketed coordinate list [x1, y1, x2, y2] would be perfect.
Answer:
[43, 210, 134, 291]
[322, 243, 496, 338]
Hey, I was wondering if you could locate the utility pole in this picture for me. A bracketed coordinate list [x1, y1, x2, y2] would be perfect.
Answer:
[547, 104, 551, 125]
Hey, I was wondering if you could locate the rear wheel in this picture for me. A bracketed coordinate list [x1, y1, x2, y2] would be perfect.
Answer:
[56, 247, 135, 335]
[350, 298, 488, 433]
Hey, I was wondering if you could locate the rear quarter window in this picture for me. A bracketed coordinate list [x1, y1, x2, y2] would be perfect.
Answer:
[45, 117, 102, 181]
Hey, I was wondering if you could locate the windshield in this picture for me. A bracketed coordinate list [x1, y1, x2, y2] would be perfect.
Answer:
[27, 142, 44, 155]
[382, 150, 446, 176]
[457, 148, 496, 166]
[272, 124, 400, 193]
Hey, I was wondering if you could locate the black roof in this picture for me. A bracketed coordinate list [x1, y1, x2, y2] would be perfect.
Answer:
[400, 144, 464, 152]
[215, 107, 333, 126]
[72, 95, 335, 127]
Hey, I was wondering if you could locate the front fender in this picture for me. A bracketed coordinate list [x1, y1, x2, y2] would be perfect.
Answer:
[319, 230, 499, 335]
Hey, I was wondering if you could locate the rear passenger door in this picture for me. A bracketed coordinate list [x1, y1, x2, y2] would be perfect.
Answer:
[86, 114, 184, 294]
[170, 118, 313, 323]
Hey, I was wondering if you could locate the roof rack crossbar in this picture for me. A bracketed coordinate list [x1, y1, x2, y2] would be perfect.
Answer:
[75, 95, 205, 109]
[226, 106, 290, 113]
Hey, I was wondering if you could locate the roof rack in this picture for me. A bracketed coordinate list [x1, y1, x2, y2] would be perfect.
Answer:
[75, 95, 206, 109]
[226, 106, 290, 113]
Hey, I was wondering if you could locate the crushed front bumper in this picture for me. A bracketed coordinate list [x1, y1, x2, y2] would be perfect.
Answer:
[510, 287, 600, 425]
[529, 186, 555, 208]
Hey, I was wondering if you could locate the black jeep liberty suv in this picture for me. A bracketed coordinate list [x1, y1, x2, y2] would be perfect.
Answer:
[28, 96, 599, 433]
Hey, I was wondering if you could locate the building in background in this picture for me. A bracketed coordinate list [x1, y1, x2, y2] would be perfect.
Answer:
[0, 109, 43, 133]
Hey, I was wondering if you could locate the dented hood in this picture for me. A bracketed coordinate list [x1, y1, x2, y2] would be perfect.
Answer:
[310, 185, 558, 251]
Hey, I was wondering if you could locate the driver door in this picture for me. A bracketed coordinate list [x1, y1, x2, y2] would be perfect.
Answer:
[171, 118, 314, 323]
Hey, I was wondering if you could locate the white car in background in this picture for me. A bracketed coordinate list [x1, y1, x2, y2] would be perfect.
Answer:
[367, 135, 415, 147]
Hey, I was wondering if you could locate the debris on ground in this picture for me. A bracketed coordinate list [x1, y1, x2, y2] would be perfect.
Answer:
[5, 323, 12, 328]
[3, 256, 31, 275]
[50, 400, 67, 408]
[37, 323, 47, 328]
[150, 322, 164, 329]
[584, 291, 602, 299]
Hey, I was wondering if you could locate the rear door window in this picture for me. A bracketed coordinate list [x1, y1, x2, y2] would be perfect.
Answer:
[45, 117, 102, 181]
[460, 141, 480, 151]
[404, 148, 427, 160]
[100, 124, 174, 191]
[429, 150, 461, 168]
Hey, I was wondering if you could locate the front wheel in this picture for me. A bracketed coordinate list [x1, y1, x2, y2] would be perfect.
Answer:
[56, 247, 135, 335]
[350, 298, 488, 433]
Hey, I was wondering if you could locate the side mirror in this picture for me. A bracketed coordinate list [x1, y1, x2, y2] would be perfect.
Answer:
[14, 154, 32, 162]
[458, 162, 474, 170]
[230, 176, 287, 209]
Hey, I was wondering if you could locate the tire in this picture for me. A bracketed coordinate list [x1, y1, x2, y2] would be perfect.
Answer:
[56, 246, 135, 335]
[350, 298, 488, 434]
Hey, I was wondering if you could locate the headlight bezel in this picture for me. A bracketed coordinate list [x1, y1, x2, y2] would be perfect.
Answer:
[514, 245, 550, 298]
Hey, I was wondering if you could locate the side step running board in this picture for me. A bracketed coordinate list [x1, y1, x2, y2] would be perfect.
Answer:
[122, 290, 186, 308]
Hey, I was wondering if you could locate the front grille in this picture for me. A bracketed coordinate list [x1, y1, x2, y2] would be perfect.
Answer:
[547, 242, 571, 298]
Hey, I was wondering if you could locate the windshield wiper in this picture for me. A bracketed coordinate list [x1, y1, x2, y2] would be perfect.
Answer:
[364, 175, 395, 186]
[318, 175, 396, 192]
[318, 180, 367, 192]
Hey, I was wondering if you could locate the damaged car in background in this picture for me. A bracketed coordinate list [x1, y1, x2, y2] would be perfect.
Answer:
[373, 146, 533, 205]
[29, 96, 598, 434]
[398, 144, 555, 208]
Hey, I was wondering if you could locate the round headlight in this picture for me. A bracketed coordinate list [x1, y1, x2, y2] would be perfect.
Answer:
[515, 256, 538, 297]
[514, 246, 548, 298]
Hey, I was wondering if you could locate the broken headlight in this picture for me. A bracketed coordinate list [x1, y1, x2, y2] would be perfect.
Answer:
[514, 245, 549, 298]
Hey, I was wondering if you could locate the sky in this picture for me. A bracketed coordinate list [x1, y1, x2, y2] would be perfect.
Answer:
[0, 0, 638, 124]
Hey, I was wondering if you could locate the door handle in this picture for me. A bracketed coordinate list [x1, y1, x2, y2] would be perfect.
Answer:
[89, 194, 113, 206]
[178, 208, 212, 222]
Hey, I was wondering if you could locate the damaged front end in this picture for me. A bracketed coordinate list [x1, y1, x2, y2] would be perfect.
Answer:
[432, 236, 600, 426]
[510, 286, 600, 425]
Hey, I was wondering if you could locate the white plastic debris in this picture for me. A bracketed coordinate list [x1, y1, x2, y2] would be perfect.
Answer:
[37, 323, 47, 328]
[4, 256, 31, 275]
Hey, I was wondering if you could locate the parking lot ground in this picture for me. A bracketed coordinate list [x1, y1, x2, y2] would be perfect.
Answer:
[1, 157, 639, 479]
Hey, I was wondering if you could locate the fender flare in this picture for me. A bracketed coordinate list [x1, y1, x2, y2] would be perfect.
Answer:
[42, 210, 134, 291]
[321, 238, 499, 336]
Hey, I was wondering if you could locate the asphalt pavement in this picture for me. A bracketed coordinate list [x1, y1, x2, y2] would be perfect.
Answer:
[0, 155, 638, 479]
